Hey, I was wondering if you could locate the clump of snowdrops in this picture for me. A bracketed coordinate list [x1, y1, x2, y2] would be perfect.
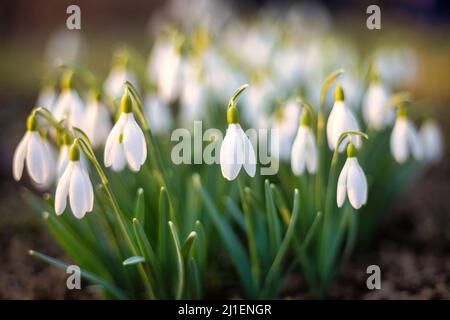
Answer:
[14, 8, 445, 299]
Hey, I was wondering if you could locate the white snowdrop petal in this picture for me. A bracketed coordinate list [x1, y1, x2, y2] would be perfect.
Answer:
[26, 132, 47, 184]
[104, 113, 127, 167]
[291, 128, 307, 175]
[123, 114, 147, 172]
[55, 162, 73, 215]
[305, 128, 318, 174]
[242, 130, 256, 177]
[69, 163, 88, 219]
[220, 124, 243, 181]
[337, 158, 349, 208]
[326, 104, 339, 150]
[390, 118, 409, 163]
[81, 167, 94, 213]
[57, 145, 70, 178]
[406, 121, 423, 161]
[12, 132, 30, 181]
[346, 158, 367, 209]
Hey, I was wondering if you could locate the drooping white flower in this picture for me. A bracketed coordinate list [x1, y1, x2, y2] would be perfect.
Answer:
[144, 93, 173, 134]
[270, 99, 301, 161]
[337, 143, 368, 209]
[84, 93, 112, 148]
[390, 107, 423, 163]
[12, 115, 49, 185]
[420, 119, 444, 164]
[327, 85, 361, 152]
[52, 73, 85, 129]
[291, 111, 317, 175]
[36, 85, 57, 112]
[148, 38, 183, 103]
[219, 86, 256, 181]
[55, 144, 93, 219]
[104, 91, 147, 172]
[104, 64, 138, 100]
[179, 60, 206, 125]
[362, 80, 394, 130]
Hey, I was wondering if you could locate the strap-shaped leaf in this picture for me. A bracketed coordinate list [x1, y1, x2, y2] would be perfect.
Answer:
[181, 231, 197, 260]
[264, 180, 282, 257]
[123, 256, 145, 266]
[134, 188, 145, 226]
[168, 221, 184, 299]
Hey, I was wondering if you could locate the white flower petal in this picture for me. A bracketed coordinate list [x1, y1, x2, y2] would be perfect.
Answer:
[337, 158, 350, 208]
[104, 113, 127, 167]
[242, 130, 256, 177]
[69, 162, 88, 219]
[123, 114, 147, 172]
[346, 158, 367, 209]
[390, 118, 409, 163]
[305, 128, 318, 174]
[12, 132, 30, 181]
[406, 121, 423, 161]
[57, 145, 70, 178]
[55, 162, 73, 215]
[26, 132, 48, 184]
[220, 124, 243, 181]
[81, 166, 94, 213]
[291, 127, 307, 175]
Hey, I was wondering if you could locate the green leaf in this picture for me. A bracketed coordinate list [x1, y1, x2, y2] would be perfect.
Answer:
[168, 221, 184, 299]
[181, 231, 197, 260]
[264, 180, 282, 257]
[187, 257, 202, 299]
[134, 188, 145, 226]
[262, 188, 301, 297]
[193, 174, 255, 297]
[158, 187, 170, 263]
[29, 250, 128, 299]
[123, 256, 145, 266]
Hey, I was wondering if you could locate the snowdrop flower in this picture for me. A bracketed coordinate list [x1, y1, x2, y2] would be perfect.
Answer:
[291, 110, 317, 175]
[104, 90, 147, 172]
[36, 85, 57, 112]
[84, 92, 112, 148]
[362, 75, 394, 130]
[179, 61, 206, 125]
[220, 85, 256, 181]
[104, 52, 138, 100]
[52, 72, 85, 129]
[390, 107, 423, 163]
[337, 142, 368, 209]
[327, 85, 361, 152]
[420, 119, 444, 163]
[13, 114, 49, 184]
[270, 100, 301, 161]
[55, 143, 93, 219]
[144, 93, 173, 134]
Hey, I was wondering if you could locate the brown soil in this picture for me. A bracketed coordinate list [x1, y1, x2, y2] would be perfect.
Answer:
[0, 160, 449, 299]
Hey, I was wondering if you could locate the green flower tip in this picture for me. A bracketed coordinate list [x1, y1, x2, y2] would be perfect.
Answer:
[62, 71, 74, 90]
[27, 114, 38, 131]
[371, 68, 381, 84]
[301, 111, 310, 126]
[398, 105, 408, 118]
[92, 89, 102, 102]
[69, 143, 80, 161]
[347, 142, 357, 158]
[335, 85, 345, 101]
[121, 91, 133, 113]
[227, 106, 239, 124]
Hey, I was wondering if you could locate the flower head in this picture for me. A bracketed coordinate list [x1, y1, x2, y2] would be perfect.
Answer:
[362, 74, 394, 130]
[390, 106, 422, 163]
[144, 93, 173, 134]
[420, 119, 444, 163]
[84, 91, 112, 148]
[52, 71, 85, 129]
[13, 114, 49, 184]
[104, 51, 138, 100]
[220, 85, 256, 181]
[327, 85, 361, 152]
[291, 110, 317, 175]
[104, 90, 147, 172]
[55, 143, 93, 219]
[337, 142, 368, 209]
